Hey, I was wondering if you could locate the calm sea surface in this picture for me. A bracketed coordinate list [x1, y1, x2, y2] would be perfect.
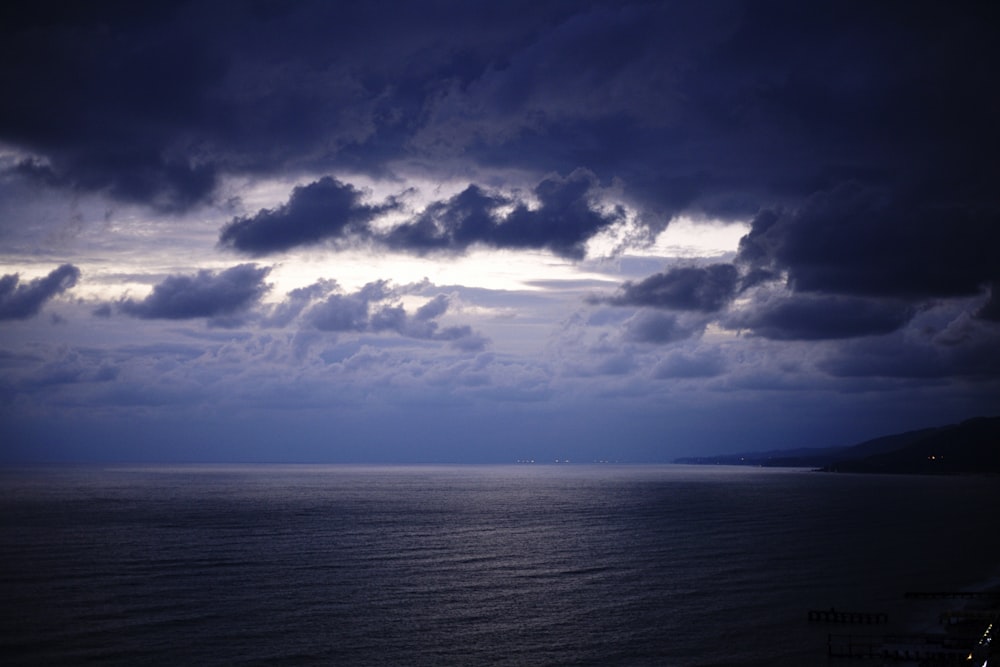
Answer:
[1, 464, 998, 666]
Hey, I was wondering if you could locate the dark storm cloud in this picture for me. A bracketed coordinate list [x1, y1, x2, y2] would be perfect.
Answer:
[0, 1, 576, 210]
[384, 169, 623, 259]
[0, 264, 80, 320]
[600, 264, 921, 343]
[219, 177, 398, 255]
[0, 3, 224, 211]
[119, 264, 271, 319]
[383, 185, 506, 253]
[601, 264, 739, 312]
[725, 294, 914, 341]
[737, 183, 1000, 301]
[5, 1, 1000, 252]
[223, 170, 623, 259]
[488, 170, 624, 258]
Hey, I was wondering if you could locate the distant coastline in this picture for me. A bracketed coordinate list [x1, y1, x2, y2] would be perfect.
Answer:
[674, 416, 1000, 474]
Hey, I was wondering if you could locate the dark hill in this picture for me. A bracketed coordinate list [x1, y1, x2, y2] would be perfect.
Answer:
[674, 417, 1000, 474]
[673, 445, 849, 467]
[821, 416, 1000, 474]
[674, 426, 941, 468]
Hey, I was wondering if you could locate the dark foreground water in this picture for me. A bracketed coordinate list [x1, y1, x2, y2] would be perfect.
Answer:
[1, 464, 998, 666]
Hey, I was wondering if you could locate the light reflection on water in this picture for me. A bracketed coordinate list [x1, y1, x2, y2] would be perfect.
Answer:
[1, 464, 998, 666]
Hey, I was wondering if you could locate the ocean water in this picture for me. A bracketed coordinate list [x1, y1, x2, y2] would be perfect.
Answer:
[1, 464, 998, 666]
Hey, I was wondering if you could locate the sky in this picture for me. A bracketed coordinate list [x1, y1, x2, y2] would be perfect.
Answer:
[1, 0, 998, 463]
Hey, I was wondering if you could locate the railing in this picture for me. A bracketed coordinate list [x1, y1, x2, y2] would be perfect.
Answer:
[904, 590, 1000, 600]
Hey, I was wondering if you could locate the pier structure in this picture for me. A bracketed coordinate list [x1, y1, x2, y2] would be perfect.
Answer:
[828, 633, 972, 662]
[807, 608, 888, 624]
[818, 591, 998, 661]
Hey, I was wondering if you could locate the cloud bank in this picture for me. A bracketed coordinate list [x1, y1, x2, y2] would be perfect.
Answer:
[119, 264, 271, 320]
[2, 1, 999, 462]
[0, 264, 80, 320]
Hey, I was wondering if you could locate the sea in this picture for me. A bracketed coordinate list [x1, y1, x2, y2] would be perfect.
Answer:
[1, 464, 998, 666]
